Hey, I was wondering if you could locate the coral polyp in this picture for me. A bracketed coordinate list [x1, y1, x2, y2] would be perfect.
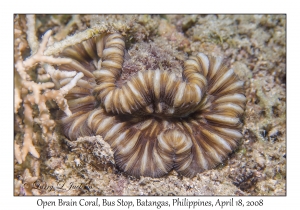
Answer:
[59, 33, 246, 178]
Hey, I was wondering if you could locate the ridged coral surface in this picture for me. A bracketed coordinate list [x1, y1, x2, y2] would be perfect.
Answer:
[59, 33, 245, 178]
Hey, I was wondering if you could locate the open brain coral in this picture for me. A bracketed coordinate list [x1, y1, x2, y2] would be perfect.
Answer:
[58, 32, 246, 178]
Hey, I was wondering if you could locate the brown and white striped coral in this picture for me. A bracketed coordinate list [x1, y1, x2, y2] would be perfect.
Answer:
[58, 33, 246, 178]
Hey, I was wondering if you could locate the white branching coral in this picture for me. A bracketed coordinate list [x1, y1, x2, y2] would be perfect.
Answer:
[14, 15, 84, 163]
[53, 15, 83, 41]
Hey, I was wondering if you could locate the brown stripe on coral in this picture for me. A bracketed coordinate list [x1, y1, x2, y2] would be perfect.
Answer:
[214, 93, 246, 106]
[195, 53, 210, 77]
[67, 112, 92, 140]
[82, 38, 98, 61]
[95, 116, 116, 136]
[66, 86, 92, 96]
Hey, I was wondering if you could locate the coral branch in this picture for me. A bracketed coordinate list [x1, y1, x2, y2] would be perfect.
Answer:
[22, 102, 40, 160]
[43, 64, 77, 88]
[60, 72, 84, 95]
[44, 18, 130, 56]
[14, 140, 22, 164]
[14, 72, 22, 113]
[54, 15, 83, 41]
[23, 30, 72, 68]
[26, 15, 39, 54]
[44, 28, 103, 56]
[14, 19, 85, 163]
